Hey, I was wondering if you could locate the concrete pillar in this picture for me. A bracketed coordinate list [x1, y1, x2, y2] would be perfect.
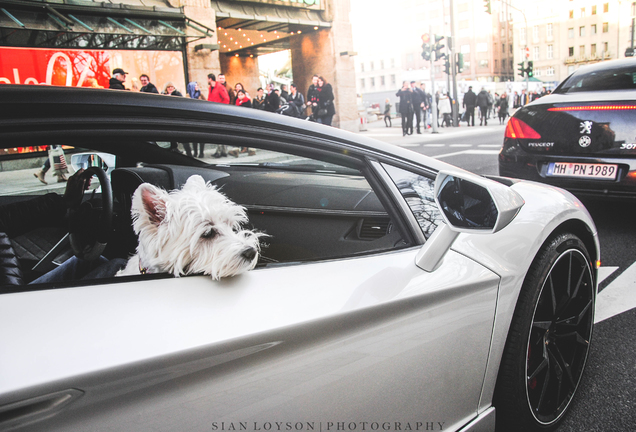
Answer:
[289, 0, 358, 131]
[170, 0, 221, 98]
[219, 55, 261, 98]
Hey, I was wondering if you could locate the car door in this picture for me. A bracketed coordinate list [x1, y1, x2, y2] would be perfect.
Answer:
[0, 156, 500, 432]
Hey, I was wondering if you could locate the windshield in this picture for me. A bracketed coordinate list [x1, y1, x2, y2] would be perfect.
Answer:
[554, 65, 636, 94]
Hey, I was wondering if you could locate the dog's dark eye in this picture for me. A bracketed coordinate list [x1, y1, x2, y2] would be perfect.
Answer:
[202, 228, 218, 240]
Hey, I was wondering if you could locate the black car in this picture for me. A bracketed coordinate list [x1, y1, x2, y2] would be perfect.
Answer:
[499, 58, 636, 199]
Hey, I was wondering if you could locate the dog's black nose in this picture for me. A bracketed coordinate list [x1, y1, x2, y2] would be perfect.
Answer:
[241, 247, 257, 261]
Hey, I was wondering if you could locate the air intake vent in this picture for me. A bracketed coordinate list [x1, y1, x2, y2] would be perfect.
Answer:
[359, 218, 391, 240]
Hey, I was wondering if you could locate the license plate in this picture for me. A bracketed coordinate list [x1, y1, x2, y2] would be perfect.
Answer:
[547, 162, 618, 180]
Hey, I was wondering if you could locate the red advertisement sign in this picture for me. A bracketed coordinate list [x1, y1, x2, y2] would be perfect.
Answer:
[0, 47, 185, 92]
[0, 47, 111, 87]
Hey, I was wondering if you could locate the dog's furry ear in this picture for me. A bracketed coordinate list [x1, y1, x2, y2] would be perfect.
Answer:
[136, 183, 168, 225]
[183, 174, 207, 190]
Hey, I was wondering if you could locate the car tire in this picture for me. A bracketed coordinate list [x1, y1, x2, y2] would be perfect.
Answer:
[494, 232, 595, 431]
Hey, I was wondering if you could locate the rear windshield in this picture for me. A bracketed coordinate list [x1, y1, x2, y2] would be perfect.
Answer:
[554, 65, 636, 94]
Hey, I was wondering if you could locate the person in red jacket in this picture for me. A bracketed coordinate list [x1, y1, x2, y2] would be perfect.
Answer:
[207, 73, 230, 104]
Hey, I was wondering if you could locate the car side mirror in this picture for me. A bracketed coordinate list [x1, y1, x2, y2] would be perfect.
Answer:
[415, 170, 524, 272]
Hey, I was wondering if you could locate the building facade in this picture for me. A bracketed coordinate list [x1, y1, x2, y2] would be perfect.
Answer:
[0, 0, 358, 130]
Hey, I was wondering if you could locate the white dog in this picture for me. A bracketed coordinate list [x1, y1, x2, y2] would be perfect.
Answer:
[117, 175, 261, 279]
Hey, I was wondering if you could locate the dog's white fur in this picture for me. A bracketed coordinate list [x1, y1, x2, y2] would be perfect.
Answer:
[117, 175, 261, 279]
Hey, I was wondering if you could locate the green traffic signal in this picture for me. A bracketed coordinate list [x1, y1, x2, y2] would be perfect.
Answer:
[456, 53, 464, 73]
[422, 43, 431, 61]
[484, 0, 491, 14]
[527, 61, 534, 77]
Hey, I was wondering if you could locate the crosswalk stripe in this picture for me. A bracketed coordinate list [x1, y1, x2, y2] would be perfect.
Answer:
[595, 264, 636, 323]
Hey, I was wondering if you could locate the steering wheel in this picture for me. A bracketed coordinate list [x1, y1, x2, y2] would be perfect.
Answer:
[68, 167, 113, 261]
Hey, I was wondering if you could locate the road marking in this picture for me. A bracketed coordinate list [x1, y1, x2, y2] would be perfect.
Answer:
[433, 149, 500, 159]
[478, 144, 502, 148]
[398, 143, 421, 147]
[595, 264, 636, 323]
[450, 144, 472, 147]
[423, 144, 445, 147]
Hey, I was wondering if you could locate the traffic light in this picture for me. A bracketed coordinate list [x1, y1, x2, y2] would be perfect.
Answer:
[421, 33, 431, 61]
[443, 59, 450, 75]
[484, 0, 491, 14]
[527, 61, 534, 77]
[517, 61, 525, 78]
[456, 53, 464, 73]
[433, 35, 446, 61]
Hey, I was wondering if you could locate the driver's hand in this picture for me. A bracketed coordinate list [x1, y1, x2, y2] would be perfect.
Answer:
[64, 168, 91, 208]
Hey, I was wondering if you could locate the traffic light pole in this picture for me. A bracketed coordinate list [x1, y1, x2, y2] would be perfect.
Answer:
[430, 25, 438, 134]
[449, 0, 459, 127]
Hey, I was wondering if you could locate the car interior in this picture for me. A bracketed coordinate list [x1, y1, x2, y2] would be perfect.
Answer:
[0, 141, 421, 287]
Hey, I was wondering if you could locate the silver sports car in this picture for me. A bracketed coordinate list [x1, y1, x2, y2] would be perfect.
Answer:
[0, 86, 598, 432]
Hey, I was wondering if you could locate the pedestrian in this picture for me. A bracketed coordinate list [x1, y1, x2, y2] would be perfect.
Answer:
[218, 74, 234, 104]
[280, 84, 289, 101]
[462, 86, 476, 127]
[396, 81, 414, 136]
[486, 90, 494, 120]
[233, 83, 250, 105]
[186, 82, 205, 100]
[207, 73, 230, 158]
[498, 93, 509, 124]
[287, 83, 305, 118]
[264, 84, 281, 113]
[383, 98, 392, 128]
[108, 68, 128, 90]
[438, 93, 452, 127]
[235, 89, 252, 108]
[33, 145, 68, 184]
[410, 81, 425, 134]
[315, 76, 336, 126]
[252, 87, 266, 110]
[307, 75, 320, 118]
[207, 73, 230, 104]
[477, 87, 489, 126]
[420, 83, 431, 129]
[139, 74, 159, 94]
[162, 82, 183, 97]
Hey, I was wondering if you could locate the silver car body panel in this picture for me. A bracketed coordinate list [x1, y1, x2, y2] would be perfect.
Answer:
[1, 247, 499, 431]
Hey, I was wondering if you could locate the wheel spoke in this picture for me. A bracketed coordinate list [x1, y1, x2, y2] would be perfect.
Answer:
[528, 356, 549, 382]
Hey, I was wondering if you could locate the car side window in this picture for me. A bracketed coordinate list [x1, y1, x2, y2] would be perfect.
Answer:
[382, 164, 443, 240]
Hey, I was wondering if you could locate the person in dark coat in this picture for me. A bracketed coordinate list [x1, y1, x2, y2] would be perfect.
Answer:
[162, 82, 183, 97]
[396, 81, 414, 136]
[498, 93, 509, 124]
[264, 84, 281, 113]
[139, 74, 159, 94]
[307, 75, 320, 118]
[252, 88, 266, 110]
[462, 86, 477, 127]
[476, 87, 489, 126]
[108, 68, 128, 90]
[410, 81, 425, 134]
[287, 83, 305, 118]
[316, 76, 336, 126]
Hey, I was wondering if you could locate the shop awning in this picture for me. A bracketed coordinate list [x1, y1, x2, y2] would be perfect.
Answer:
[212, 0, 330, 57]
[0, 0, 214, 50]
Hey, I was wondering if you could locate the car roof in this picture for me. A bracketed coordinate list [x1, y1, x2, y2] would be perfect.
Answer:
[0, 85, 458, 172]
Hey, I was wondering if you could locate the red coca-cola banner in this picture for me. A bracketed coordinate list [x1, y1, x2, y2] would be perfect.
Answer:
[0, 47, 185, 91]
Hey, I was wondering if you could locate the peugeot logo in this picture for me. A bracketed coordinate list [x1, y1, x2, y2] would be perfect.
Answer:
[579, 135, 592, 147]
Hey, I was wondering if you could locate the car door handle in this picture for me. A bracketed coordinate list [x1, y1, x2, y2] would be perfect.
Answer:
[0, 389, 84, 431]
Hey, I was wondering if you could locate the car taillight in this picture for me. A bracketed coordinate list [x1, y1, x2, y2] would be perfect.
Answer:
[505, 117, 541, 139]
[548, 105, 636, 111]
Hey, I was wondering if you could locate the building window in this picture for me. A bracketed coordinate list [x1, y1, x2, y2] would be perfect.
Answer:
[520, 28, 526, 44]
[380, 60, 385, 70]
[604, 42, 609, 53]
[604, 3, 609, 13]
[391, 74, 396, 84]
[569, 46, 574, 56]
[591, 44, 597, 57]
[533, 46, 540, 60]
[592, 5, 597, 15]
[510, 44, 513, 54]
[370, 77, 375, 87]
[568, 28, 574, 38]
[547, 23, 553, 39]
[370, 61, 374, 71]
[535, 68, 541, 77]
[579, 45, 585, 57]
[360, 78, 365, 89]
[547, 44, 554, 59]
[580, 8, 585, 18]
[495, 59, 499, 70]
[360, 63, 365, 72]
[591, 24, 597, 34]
[390, 58, 395, 68]
[603, 23, 609, 33]
[533, 25, 539, 41]
[502, 43, 506, 53]
[569, 10, 574, 19]
[546, 67, 555, 76]
[632, 2, 636, 16]
[381, 76, 385, 86]
[580, 26, 585, 37]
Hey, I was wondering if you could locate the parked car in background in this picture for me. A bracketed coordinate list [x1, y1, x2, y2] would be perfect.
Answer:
[499, 58, 636, 199]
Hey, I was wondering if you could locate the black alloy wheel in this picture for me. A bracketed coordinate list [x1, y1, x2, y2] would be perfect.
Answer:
[495, 232, 595, 431]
